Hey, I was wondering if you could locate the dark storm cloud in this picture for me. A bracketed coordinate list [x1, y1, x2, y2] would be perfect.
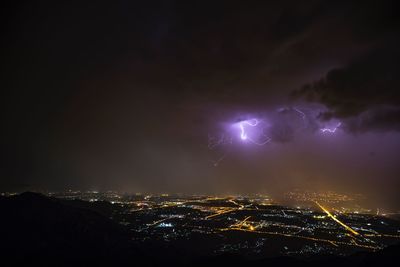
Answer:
[292, 41, 400, 132]
[291, 0, 400, 132]
[293, 41, 400, 113]
[344, 106, 400, 133]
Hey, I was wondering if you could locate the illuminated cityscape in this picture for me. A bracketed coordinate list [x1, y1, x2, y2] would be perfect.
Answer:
[3, 190, 396, 259]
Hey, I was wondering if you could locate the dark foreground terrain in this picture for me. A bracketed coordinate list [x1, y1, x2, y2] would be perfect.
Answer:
[0, 192, 399, 266]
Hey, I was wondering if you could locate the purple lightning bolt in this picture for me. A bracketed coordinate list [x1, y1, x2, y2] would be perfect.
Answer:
[238, 119, 271, 145]
[320, 122, 341, 133]
[239, 119, 259, 140]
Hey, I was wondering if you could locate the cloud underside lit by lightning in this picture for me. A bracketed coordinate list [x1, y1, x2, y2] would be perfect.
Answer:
[208, 107, 342, 166]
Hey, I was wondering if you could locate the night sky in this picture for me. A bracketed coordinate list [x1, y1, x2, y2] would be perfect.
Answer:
[1, 1, 400, 206]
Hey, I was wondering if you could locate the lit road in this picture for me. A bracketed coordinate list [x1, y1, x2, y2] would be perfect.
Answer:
[315, 201, 360, 236]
